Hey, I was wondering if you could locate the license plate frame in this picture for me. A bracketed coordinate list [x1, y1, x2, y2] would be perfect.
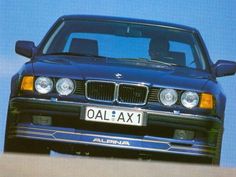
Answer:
[82, 106, 146, 126]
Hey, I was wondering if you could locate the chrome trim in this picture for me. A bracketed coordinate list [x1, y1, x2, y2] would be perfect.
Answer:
[115, 73, 123, 79]
[11, 97, 222, 124]
[117, 83, 149, 106]
[85, 80, 117, 103]
[85, 80, 149, 105]
[114, 82, 119, 102]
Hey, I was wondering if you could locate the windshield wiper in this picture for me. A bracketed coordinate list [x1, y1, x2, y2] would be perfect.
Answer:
[121, 57, 177, 66]
[114, 57, 148, 62]
[147, 59, 177, 66]
[43, 52, 107, 59]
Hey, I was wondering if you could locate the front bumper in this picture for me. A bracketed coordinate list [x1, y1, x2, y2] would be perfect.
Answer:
[7, 97, 222, 158]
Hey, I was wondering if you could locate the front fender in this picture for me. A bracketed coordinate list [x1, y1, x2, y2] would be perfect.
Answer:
[10, 62, 34, 98]
[202, 80, 226, 120]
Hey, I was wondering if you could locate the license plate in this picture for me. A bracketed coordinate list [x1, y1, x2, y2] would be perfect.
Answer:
[84, 106, 144, 126]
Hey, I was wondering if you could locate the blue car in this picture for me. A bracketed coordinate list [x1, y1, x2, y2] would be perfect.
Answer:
[4, 15, 236, 164]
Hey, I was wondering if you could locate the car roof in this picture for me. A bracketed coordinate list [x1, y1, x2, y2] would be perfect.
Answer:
[60, 15, 198, 33]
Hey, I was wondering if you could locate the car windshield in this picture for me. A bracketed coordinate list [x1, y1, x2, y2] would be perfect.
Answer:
[40, 19, 207, 70]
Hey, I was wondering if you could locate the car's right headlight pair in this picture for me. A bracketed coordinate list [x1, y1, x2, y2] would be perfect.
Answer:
[56, 78, 74, 96]
[181, 91, 199, 109]
[159, 89, 200, 109]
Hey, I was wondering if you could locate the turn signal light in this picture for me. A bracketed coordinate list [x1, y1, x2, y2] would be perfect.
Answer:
[20, 76, 34, 91]
[199, 93, 214, 109]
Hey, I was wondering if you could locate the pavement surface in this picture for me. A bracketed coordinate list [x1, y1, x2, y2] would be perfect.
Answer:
[0, 153, 236, 177]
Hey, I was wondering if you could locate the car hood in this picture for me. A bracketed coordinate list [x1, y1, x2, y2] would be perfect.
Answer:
[32, 56, 212, 91]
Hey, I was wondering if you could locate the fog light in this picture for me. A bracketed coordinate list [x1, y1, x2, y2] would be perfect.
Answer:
[174, 129, 195, 140]
[33, 116, 52, 126]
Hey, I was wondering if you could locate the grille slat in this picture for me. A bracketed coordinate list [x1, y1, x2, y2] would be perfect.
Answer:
[118, 84, 148, 104]
[86, 82, 115, 102]
[148, 88, 159, 102]
[75, 80, 85, 95]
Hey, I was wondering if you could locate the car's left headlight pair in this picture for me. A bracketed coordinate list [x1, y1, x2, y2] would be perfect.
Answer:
[181, 91, 199, 109]
[56, 78, 74, 96]
[159, 88, 178, 106]
[35, 77, 74, 96]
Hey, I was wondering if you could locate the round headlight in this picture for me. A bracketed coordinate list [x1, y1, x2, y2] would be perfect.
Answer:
[159, 89, 178, 106]
[181, 91, 199, 109]
[56, 78, 74, 96]
[35, 77, 53, 94]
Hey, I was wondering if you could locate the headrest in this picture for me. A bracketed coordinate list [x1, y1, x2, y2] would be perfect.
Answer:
[149, 38, 169, 53]
[69, 38, 98, 56]
[168, 51, 186, 66]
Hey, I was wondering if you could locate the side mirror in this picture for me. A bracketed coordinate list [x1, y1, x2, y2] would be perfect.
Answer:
[214, 60, 236, 77]
[15, 40, 37, 58]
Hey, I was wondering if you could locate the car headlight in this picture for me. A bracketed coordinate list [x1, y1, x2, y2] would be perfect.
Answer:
[181, 91, 199, 109]
[159, 88, 178, 106]
[56, 78, 74, 96]
[35, 77, 53, 94]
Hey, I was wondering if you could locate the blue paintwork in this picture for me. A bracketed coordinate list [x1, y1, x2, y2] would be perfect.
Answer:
[32, 56, 211, 90]
[214, 60, 236, 77]
[15, 40, 36, 58]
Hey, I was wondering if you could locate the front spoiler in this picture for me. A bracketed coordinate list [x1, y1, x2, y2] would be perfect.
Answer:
[10, 97, 222, 130]
[9, 123, 216, 158]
